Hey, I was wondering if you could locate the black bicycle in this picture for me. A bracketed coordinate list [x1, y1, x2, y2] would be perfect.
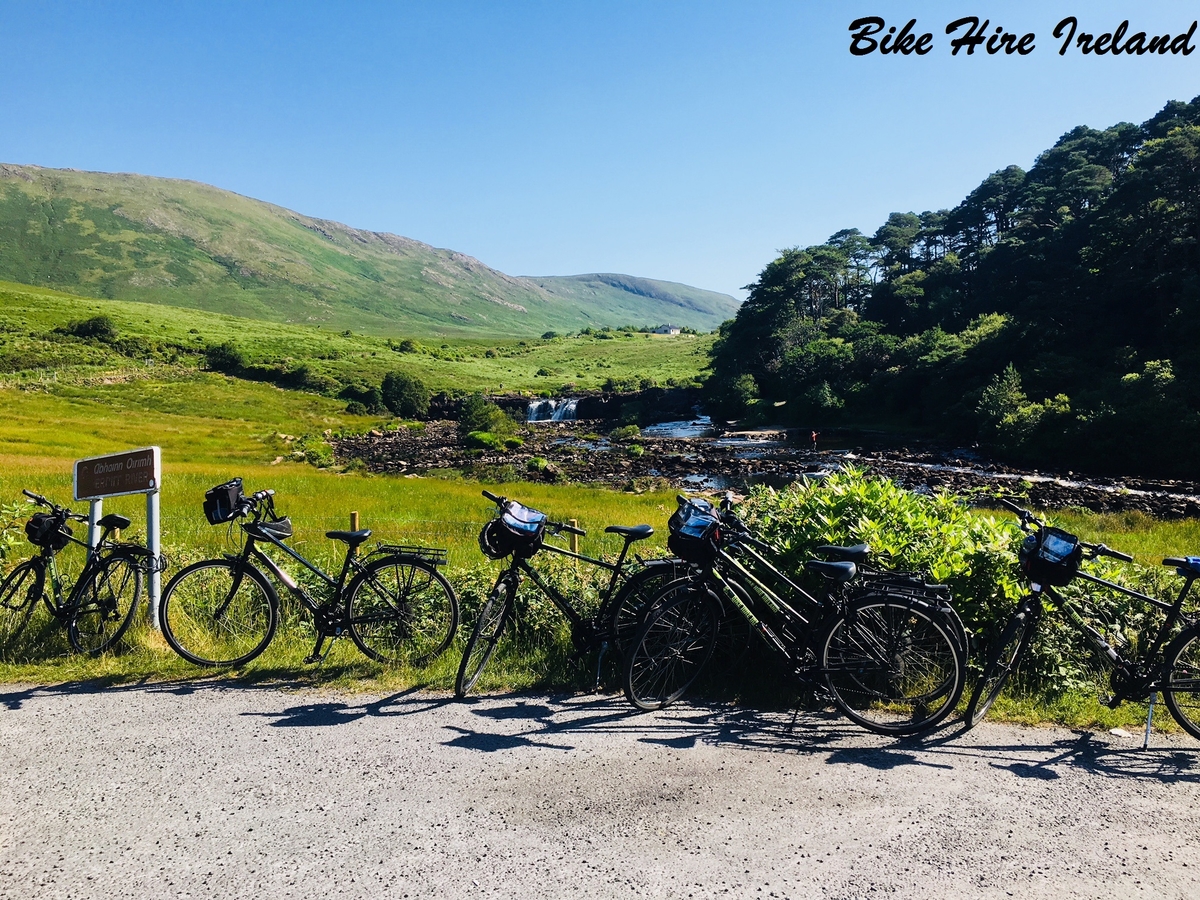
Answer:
[454, 490, 689, 697]
[0, 489, 152, 657]
[964, 499, 1200, 738]
[623, 495, 967, 735]
[160, 479, 458, 668]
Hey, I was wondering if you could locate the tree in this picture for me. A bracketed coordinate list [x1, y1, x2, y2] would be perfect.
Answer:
[381, 371, 430, 419]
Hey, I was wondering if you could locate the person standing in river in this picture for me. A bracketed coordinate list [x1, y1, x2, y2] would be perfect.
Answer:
[810, 430, 819, 450]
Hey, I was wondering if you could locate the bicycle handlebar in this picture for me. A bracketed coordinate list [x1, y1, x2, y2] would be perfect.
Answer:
[554, 522, 586, 536]
[482, 490, 502, 505]
[1092, 544, 1134, 563]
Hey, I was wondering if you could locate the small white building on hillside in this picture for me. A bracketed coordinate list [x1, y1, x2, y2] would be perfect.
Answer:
[654, 324, 682, 335]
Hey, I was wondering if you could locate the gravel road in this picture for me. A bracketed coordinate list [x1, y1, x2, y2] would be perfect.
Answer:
[1, 682, 1197, 899]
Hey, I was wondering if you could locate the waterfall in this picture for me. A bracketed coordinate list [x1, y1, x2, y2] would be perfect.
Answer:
[527, 398, 579, 422]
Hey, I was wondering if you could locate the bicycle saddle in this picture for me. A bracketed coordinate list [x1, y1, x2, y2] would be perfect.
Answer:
[326, 529, 372, 547]
[97, 514, 132, 531]
[815, 543, 871, 564]
[805, 560, 857, 581]
[605, 524, 654, 541]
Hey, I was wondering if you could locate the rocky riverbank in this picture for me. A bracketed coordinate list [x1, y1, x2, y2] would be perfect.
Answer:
[333, 421, 1200, 518]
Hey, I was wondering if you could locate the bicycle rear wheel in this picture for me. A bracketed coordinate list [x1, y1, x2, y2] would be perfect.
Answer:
[455, 577, 514, 698]
[821, 595, 964, 736]
[0, 560, 45, 659]
[963, 598, 1040, 729]
[160, 560, 278, 667]
[1162, 623, 1200, 740]
[347, 556, 459, 666]
[622, 582, 719, 711]
[69, 554, 142, 655]
[607, 559, 689, 653]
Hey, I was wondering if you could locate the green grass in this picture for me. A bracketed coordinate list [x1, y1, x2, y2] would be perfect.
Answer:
[0, 280, 713, 396]
[0, 165, 738, 335]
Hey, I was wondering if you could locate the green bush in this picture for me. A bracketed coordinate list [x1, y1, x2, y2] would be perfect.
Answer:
[458, 393, 516, 441]
[610, 424, 641, 442]
[465, 431, 505, 451]
[381, 371, 430, 419]
[58, 315, 118, 342]
[739, 468, 1168, 694]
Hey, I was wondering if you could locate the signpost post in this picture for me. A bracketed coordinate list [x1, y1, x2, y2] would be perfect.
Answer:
[73, 446, 163, 628]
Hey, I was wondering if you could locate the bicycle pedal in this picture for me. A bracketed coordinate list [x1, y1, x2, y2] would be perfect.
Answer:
[1099, 694, 1121, 709]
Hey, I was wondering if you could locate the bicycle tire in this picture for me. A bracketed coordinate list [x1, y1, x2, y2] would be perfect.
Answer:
[0, 560, 45, 659]
[606, 559, 689, 654]
[820, 594, 965, 736]
[68, 553, 142, 655]
[963, 598, 1041, 729]
[347, 555, 459, 666]
[622, 582, 720, 711]
[160, 559, 279, 667]
[1162, 623, 1200, 740]
[455, 577, 514, 698]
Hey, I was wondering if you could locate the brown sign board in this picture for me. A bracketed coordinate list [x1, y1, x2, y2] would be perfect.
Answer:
[74, 447, 162, 501]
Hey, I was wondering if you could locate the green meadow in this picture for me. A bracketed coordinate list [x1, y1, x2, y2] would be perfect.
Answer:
[1, 280, 1197, 735]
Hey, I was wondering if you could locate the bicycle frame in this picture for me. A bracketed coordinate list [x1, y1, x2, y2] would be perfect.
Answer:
[230, 526, 359, 614]
[503, 535, 641, 634]
[1040, 567, 1197, 697]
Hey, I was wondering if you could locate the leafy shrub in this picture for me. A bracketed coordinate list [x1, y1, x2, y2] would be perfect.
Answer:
[465, 431, 504, 451]
[739, 468, 1168, 694]
[205, 342, 245, 375]
[626, 444, 645, 457]
[58, 315, 118, 342]
[458, 393, 516, 441]
[292, 435, 335, 468]
[344, 401, 368, 416]
[609, 424, 641, 442]
[338, 382, 386, 414]
[381, 371, 430, 419]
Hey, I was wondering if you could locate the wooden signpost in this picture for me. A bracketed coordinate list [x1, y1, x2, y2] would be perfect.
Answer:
[73, 446, 163, 628]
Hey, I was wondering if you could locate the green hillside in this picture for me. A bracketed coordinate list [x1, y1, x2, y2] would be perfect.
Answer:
[0, 164, 739, 336]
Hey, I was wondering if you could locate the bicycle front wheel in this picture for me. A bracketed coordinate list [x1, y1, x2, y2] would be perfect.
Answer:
[1163, 623, 1200, 740]
[622, 583, 719, 711]
[821, 595, 965, 736]
[160, 560, 278, 667]
[964, 598, 1040, 729]
[69, 554, 142, 655]
[607, 559, 689, 653]
[455, 577, 514, 698]
[0, 560, 45, 659]
[347, 556, 459, 666]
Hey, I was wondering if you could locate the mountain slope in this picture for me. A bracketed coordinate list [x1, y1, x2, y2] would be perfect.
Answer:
[0, 164, 738, 335]
[527, 274, 737, 329]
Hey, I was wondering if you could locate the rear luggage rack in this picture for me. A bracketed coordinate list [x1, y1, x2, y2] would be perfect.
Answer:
[373, 544, 449, 566]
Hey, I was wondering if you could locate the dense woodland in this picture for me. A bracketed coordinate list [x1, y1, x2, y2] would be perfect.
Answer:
[706, 96, 1200, 478]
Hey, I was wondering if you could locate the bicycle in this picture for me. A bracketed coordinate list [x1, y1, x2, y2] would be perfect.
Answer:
[159, 479, 458, 668]
[964, 498, 1200, 739]
[622, 495, 967, 736]
[455, 490, 688, 697]
[0, 489, 152, 657]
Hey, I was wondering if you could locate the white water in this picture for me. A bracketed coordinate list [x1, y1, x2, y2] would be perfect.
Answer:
[527, 398, 579, 422]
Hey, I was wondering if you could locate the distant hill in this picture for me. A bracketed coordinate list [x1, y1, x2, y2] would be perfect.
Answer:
[0, 164, 739, 336]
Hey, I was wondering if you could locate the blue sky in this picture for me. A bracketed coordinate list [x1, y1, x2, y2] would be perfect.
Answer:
[2, 1, 1199, 297]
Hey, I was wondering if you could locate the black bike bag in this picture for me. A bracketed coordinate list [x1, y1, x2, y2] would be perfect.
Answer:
[25, 512, 70, 551]
[203, 478, 245, 525]
[1019, 527, 1082, 586]
[667, 497, 721, 564]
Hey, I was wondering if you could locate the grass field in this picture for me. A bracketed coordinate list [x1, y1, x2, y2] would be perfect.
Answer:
[0, 280, 714, 397]
[1, 278, 1197, 734]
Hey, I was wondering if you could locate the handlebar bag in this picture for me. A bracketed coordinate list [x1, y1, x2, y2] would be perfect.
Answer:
[487, 501, 547, 559]
[667, 498, 721, 564]
[203, 478, 245, 525]
[1019, 527, 1082, 586]
[25, 512, 71, 551]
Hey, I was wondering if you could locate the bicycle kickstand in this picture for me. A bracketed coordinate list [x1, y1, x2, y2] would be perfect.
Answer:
[593, 641, 609, 692]
[1142, 692, 1157, 750]
[304, 635, 332, 665]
